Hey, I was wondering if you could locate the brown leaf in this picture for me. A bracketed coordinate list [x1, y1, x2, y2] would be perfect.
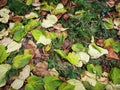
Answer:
[10, 16, 23, 22]
[48, 68, 59, 77]
[34, 49, 41, 58]
[41, 10, 48, 16]
[97, 39, 105, 47]
[33, 61, 50, 77]
[106, 0, 115, 8]
[0, 0, 7, 8]
[62, 40, 71, 50]
[63, 13, 69, 20]
[61, 0, 68, 6]
[53, 23, 68, 32]
[117, 30, 120, 36]
[56, 14, 63, 19]
[106, 46, 120, 60]
[25, 40, 37, 49]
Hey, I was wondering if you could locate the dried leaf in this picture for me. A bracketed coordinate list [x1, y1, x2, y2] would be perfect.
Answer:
[48, 68, 59, 77]
[63, 13, 69, 20]
[10, 15, 23, 22]
[106, 46, 120, 60]
[0, 0, 7, 8]
[53, 23, 68, 32]
[106, 0, 115, 8]
[61, 0, 68, 5]
[33, 61, 49, 77]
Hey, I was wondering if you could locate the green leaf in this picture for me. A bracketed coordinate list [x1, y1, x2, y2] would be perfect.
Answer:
[104, 38, 114, 47]
[0, 64, 11, 87]
[26, 0, 34, 5]
[9, 22, 25, 42]
[66, 52, 79, 65]
[43, 76, 62, 90]
[72, 43, 84, 52]
[87, 64, 102, 77]
[13, 28, 26, 42]
[112, 42, 120, 53]
[12, 54, 32, 69]
[25, 19, 40, 31]
[31, 29, 43, 41]
[67, 79, 86, 90]
[25, 75, 44, 90]
[110, 67, 120, 84]
[103, 18, 114, 29]
[0, 45, 9, 63]
[104, 38, 120, 53]
[54, 49, 67, 59]
[58, 82, 75, 90]
[83, 81, 105, 90]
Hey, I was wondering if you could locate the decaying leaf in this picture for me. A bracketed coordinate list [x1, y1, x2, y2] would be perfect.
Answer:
[106, 46, 120, 60]
[81, 71, 97, 86]
[61, 0, 68, 6]
[33, 61, 49, 77]
[106, 0, 115, 7]
[10, 15, 23, 22]
[11, 65, 30, 89]
[53, 23, 68, 32]
[0, 0, 7, 8]
[48, 68, 59, 77]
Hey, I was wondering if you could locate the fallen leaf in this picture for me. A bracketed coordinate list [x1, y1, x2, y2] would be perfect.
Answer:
[117, 30, 120, 35]
[97, 39, 105, 47]
[41, 14, 58, 28]
[0, 37, 12, 46]
[56, 13, 63, 19]
[34, 49, 41, 58]
[11, 65, 30, 89]
[33, 61, 49, 77]
[0, 0, 7, 8]
[48, 68, 59, 77]
[88, 43, 108, 59]
[0, 29, 8, 39]
[10, 15, 23, 22]
[63, 13, 69, 20]
[7, 41, 22, 53]
[0, 64, 11, 87]
[41, 10, 48, 16]
[25, 40, 37, 49]
[62, 40, 71, 50]
[61, 0, 68, 5]
[106, 0, 115, 8]
[106, 46, 120, 60]
[37, 35, 51, 45]
[25, 12, 38, 19]
[53, 23, 68, 32]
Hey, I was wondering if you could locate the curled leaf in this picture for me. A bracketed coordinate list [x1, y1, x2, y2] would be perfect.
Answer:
[88, 43, 108, 59]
